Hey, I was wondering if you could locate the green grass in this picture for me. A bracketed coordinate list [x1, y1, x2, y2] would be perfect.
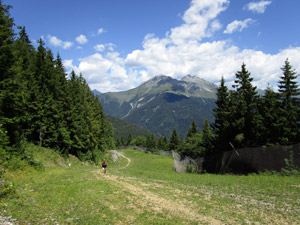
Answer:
[112, 150, 300, 224]
[1, 147, 300, 224]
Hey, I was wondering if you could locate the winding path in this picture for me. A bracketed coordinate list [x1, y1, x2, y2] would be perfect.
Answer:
[118, 152, 131, 169]
[93, 150, 222, 224]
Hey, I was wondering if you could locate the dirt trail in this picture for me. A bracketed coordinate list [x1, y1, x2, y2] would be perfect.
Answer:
[118, 152, 131, 169]
[93, 152, 222, 224]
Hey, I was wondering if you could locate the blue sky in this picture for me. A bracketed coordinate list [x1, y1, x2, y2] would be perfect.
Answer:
[4, 0, 300, 92]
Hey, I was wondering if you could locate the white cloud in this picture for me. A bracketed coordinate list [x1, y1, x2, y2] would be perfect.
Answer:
[63, 42, 73, 49]
[63, 59, 74, 70]
[94, 44, 105, 52]
[244, 1, 272, 14]
[107, 43, 116, 51]
[97, 28, 104, 35]
[94, 43, 116, 53]
[48, 35, 62, 47]
[64, 52, 141, 93]
[224, 18, 255, 34]
[48, 35, 73, 49]
[66, 0, 300, 93]
[169, 0, 229, 45]
[210, 19, 222, 32]
[76, 34, 88, 44]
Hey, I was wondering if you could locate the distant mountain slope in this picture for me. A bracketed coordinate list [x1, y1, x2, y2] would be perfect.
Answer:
[125, 92, 216, 138]
[106, 115, 152, 140]
[92, 89, 101, 95]
[98, 75, 217, 138]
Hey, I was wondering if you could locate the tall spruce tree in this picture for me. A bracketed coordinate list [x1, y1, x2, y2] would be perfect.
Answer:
[0, 1, 14, 81]
[182, 120, 202, 158]
[258, 85, 281, 145]
[232, 63, 261, 147]
[10, 26, 36, 144]
[212, 77, 232, 151]
[278, 59, 300, 143]
[169, 128, 179, 151]
[185, 120, 199, 139]
[0, 1, 23, 148]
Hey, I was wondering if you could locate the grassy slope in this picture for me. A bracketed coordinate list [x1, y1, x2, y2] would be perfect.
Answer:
[1, 147, 300, 224]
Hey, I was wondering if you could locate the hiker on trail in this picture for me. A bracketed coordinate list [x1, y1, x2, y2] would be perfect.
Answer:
[101, 159, 108, 175]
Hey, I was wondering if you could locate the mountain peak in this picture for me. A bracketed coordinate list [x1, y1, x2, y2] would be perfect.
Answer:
[181, 74, 204, 83]
[97, 74, 217, 138]
[92, 89, 101, 95]
[141, 75, 171, 86]
[181, 75, 217, 93]
[139, 74, 217, 97]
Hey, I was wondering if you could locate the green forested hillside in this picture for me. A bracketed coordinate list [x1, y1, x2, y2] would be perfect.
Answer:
[125, 93, 215, 138]
[0, 2, 114, 164]
[106, 115, 152, 140]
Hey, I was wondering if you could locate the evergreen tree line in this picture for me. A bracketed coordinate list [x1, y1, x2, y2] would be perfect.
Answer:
[118, 61, 300, 160]
[179, 61, 300, 159]
[115, 121, 211, 158]
[0, 2, 114, 165]
[116, 133, 169, 152]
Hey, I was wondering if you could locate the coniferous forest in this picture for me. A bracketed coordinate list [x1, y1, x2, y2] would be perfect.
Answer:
[0, 2, 114, 165]
[1, 1, 300, 166]
[115, 60, 300, 161]
[212, 62, 300, 151]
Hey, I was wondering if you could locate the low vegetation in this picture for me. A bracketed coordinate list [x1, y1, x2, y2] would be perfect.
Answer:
[1, 147, 299, 224]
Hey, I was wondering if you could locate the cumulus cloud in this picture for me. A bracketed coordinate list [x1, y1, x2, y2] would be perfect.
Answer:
[224, 18, 255, 34]
[169, 0, 229, 45]
[48, 35, 73, 49]
[76, 34, 88, 44]
[244, 1, 272, 14]
[66, 0, 300, 93]
[64, 52, 141, 93]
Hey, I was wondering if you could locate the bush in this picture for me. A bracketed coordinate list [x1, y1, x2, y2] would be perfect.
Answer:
[281, 151, 300, 176]
[186, 164, 197, 173]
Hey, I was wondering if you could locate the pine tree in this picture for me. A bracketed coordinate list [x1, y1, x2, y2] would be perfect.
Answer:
[257, 85, 281, 145]
[146, 134, 157, 151]
[53, 53, 72, 153]
[278, 59, 300, 143]
[185, 120, 199, 139]
[0, 1, 23, 147]
[201, 119, 213, 155]
[232, 63, 261, 147]
[10, 26, 36, 144]
[0, 1, 14, 82]
[212, 77, 231, 151]
[157, 136, 168, 151]
[127, 133, 133, 145]
[169, 129, 179, 151]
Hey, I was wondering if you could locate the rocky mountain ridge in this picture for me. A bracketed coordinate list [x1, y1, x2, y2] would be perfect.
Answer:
[98, 75, 217, 138]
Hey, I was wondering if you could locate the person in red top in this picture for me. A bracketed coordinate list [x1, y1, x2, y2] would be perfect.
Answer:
[101, 159, 108, 175]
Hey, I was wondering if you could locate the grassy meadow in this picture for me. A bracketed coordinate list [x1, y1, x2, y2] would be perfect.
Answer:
[1, 147, 300, 224]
